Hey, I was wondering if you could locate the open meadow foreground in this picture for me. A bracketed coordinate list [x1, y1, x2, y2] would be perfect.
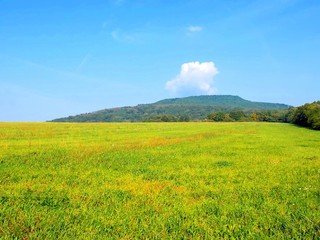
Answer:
[0, 122, 319, 239]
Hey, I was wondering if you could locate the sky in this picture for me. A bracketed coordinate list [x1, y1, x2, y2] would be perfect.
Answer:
[0, 0, 319, 121]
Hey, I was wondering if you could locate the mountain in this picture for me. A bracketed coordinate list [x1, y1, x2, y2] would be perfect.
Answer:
[51, 95, 291, 122]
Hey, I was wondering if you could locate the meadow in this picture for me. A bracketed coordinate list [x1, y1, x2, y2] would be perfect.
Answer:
[0, 122, 319, 239]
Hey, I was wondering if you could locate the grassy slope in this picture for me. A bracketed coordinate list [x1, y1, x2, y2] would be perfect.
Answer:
[0, 122, 319, 239]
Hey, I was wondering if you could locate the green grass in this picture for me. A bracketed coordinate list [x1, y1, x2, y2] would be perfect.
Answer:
[0, 122, 319, 239]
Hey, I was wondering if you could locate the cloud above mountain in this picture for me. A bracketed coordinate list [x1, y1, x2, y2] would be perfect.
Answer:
[165, 61, 219, 95]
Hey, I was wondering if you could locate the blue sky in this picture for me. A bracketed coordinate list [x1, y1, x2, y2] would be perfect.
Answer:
[0, 0, 319, 121]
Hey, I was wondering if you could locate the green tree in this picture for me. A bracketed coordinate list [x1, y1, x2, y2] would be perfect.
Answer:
[207, 112, 226, 122]
[288, 101, 320, 130]
[229, 110, 246, 121]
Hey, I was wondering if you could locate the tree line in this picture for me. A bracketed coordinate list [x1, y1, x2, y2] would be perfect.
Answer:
[144, 110, 288, 123]
[144, 101, 320, 130]
[207, 110, 288, 122]
[287, 101, 320, 130]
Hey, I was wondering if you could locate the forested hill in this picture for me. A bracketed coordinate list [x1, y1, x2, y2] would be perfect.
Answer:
[51, 95, 291, 122]
[154, 95, 289, 109]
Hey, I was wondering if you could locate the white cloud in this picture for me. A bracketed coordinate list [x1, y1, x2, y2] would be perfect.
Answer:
[187, 25, 203, 34]
[165, 62, 219, 95]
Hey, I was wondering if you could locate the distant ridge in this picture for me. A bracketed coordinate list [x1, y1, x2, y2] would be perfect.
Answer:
[154, 95, 289, 109]
[51, 95, 291, 122]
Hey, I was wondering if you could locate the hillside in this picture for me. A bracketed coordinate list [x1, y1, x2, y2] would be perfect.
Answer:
[51, 95, 291, 122]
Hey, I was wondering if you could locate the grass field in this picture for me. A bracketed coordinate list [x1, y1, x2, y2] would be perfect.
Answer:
[0, 122, 319, 239]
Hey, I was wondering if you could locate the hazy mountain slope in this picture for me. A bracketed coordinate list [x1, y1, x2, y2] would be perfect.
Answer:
[51, 95, 291, 122]
[155, 95, 289, 109]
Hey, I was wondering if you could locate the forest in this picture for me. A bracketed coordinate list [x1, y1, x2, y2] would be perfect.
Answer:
[146, 101, 320, 130]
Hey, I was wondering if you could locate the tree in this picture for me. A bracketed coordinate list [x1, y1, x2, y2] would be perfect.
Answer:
[288, 101, 320, 130]
[207, 112, 225, 122]
[178, 116, 191, 122]
[306, 102, 320, 129]
[229, 110, 246, 121]
[250, 113, 258, 121]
